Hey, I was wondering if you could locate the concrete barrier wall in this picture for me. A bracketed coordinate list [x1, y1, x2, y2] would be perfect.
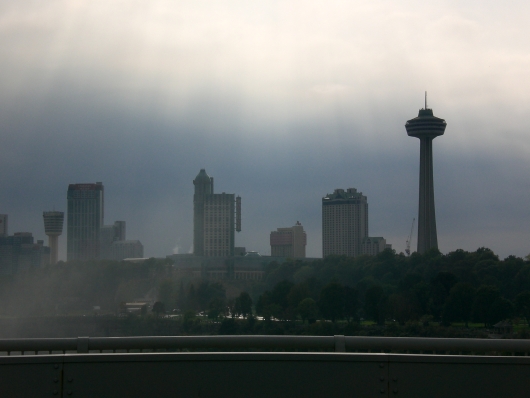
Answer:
[1, 352, 529, 397]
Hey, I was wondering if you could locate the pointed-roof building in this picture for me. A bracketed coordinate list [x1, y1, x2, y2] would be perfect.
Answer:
[193, 169, 240, 257]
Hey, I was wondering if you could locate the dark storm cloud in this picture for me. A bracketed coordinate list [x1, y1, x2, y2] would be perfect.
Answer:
[2, 83, 530, 259]
[1, 0, 530, 260]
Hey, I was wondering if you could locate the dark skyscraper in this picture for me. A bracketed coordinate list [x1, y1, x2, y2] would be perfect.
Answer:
[193, 169, 240, 257]
[406, 102, 447, 254]
[67, 182, 104, 261]
[193, 169, 213, 256]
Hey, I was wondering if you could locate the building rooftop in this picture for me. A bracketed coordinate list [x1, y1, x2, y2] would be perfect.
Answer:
[194, 169, 211, 183]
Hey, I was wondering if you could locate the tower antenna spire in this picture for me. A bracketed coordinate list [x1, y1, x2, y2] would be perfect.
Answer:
[425, 91, 428, 109]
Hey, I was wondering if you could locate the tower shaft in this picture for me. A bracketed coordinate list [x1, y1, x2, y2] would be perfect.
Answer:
[417, 137, 438, 253]
[43, 211, 64, 265]
[48, 235, 59, 265]
[405, 106, 446, 254]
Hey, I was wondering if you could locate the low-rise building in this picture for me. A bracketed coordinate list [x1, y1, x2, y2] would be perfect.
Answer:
[0, 233, 50, 274]
[270, 221, 307, 258]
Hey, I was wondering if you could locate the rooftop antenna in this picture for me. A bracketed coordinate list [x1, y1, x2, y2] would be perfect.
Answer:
[425, 91, 428, 109]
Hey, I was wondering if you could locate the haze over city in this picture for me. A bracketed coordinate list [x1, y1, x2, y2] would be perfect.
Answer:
[1, 1, 529, 260]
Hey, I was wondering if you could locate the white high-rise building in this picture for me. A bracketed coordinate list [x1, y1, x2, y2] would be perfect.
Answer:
[322, 188, 390, 258]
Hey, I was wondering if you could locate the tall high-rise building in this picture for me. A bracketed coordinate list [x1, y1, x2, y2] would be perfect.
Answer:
[0, 214, 7, 236]
[43, 211, 64, 265]
[270, 221, 307, 258]
[193, 169, 241, 257]
[405, 101, 446, 253]
[322, 188, 390, 257]
[67, 182, 104, 261]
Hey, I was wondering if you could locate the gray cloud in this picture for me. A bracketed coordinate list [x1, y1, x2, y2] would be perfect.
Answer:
[1, 0, 529, 261]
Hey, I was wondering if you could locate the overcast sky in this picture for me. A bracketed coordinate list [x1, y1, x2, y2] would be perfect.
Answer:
[1, 0, 529, 260]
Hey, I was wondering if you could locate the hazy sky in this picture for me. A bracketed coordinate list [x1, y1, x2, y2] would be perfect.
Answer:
[1, 0, 530, 260]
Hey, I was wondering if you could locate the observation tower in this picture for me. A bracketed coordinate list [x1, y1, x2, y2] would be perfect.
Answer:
[405, 95, 446, 253]
[43, 211, 64, 264]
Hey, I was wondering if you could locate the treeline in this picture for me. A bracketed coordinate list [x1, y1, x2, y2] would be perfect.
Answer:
[253, 248, 530, 327]
[2, 247, 530, 334]
[157, 279, 253, 320]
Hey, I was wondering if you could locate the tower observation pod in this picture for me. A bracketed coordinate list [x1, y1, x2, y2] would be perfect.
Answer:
[43, 211, 64, 264]
[405, 99, 446, 254]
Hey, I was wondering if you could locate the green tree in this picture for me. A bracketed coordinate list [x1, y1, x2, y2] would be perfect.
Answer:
[287, 283, 311, 318]
[152, 301, 166, 317]
[516, 291, 530, 326]
[234, 292, 253, 318]
[207, 297, 226, 321]
[256, 280, 295, 320]
[344, 286, 359, 322]
[364, 285, 387, 325]
[472, 285, 510, 326]
[187, 284, 197, 311]
[298, 298, 318, 324]
[389, 294, 416, 325]
[255, 292, 271, 320]
[218, 318, 238, 335]
[490, 297, 514, 325]
[196, 281, 226, 312]
[158, 280, 174, 308]
[442, 283, 475, 326]
[430, 272, 458, 318]
[319, 282, 345, 322]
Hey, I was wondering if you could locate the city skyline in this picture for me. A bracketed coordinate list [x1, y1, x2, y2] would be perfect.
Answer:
[1, 1, 530, 260]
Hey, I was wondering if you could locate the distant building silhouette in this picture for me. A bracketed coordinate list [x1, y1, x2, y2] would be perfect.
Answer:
[193, 169, 241, 257]
[108, 240, 144, 260]
[100, 221, 126, 259]
[322, 188, 390, 257]
[270, 221, 307, 258]
[67, 182, 104, 261]
[100, 221, 144, 260]
[43, 211, 64, 265]
[0, 232, 50, 274]
[0, 214, 7, 237]
[406, 104, 446, 253]
[234, 247, 246, 256]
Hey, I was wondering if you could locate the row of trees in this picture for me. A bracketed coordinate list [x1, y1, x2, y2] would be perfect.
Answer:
[251, 248, 530, 327]
[152, 248, 530, 327]
[255, 278, 530, 327]
[2, 246, 528, 332]
[256, 280, 357, 323]
[158, 279, 253, 320]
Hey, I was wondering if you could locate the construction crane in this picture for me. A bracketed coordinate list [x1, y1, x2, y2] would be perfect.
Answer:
[405, 218, 415, 256]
